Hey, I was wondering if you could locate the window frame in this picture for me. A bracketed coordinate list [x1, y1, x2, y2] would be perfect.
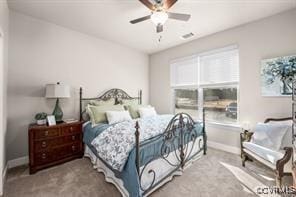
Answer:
[170, 45, 240, 125]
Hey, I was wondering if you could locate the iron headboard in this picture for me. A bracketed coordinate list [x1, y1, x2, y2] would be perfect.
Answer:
[79, 87, 142, 121]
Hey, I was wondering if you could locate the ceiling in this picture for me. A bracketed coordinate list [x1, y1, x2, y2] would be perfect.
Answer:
[8, 0, 296, 54]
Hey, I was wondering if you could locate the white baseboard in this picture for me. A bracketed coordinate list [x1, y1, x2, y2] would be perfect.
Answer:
[0, 156, 28, 196]
[0, 164, 7, 196]
[7, 156, 29, 169]
[2, 165, 7, 180]
[208, 141, 240, 155]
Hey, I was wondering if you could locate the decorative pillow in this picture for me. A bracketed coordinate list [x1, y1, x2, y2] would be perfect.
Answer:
[106, 111, 132, 124]
[268, 120, 292, 149]
[251, 123, 290, 151]
[87, 104, 124, 127]
[124, 104, 152, 119]
[138, 107, 157, 118]
[89, 98, 115, 106]
[121, 99, 139, 106]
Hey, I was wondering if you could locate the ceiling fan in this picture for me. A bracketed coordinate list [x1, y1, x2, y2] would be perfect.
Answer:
[130, 0, 191, 33]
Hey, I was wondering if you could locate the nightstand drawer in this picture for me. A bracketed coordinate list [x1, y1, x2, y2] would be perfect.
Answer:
[34, 128, 60, 139]
[34, 133, 81, 152]
[58, 142, 82, 158]
[61, 124, 81, 135]
[35, 151, 55, 165]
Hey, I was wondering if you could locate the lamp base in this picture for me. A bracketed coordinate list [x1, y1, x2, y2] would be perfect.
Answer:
[53, 98, 63, 122]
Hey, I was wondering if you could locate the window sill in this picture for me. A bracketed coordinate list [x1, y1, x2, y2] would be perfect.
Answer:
[195, 118, 241, 129]
[206, 121, 241, 130]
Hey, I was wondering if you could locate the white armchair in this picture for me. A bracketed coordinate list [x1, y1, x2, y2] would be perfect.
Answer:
[240, 117, 293, 186]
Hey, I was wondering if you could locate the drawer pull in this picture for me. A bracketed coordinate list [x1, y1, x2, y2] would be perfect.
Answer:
[41, 141, 47, 148]
[44, 130, 49, 136]
[42, 153, 46, 159]
[70, 127, 73, 131]
[72, 145, 76, 151]
[71, 135, 76, 140]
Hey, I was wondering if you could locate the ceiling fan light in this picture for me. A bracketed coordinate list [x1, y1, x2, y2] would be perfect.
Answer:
[151, 11, 168, 25]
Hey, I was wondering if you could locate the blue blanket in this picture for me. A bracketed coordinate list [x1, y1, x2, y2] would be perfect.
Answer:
[83, 120, 204, 197]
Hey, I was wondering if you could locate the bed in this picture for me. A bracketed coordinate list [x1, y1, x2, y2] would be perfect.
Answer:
[79, 88, 207, 197]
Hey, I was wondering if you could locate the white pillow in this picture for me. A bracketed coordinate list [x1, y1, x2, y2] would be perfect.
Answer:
[106, 111, 132, 124]
[138, 107, 157, 118]
[268, 120, 292, 149]
[251, 123, 290, 151]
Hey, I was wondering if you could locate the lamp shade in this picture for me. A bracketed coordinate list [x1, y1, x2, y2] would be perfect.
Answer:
[45, 83, 70, 98]
[241, 121, 251, 131]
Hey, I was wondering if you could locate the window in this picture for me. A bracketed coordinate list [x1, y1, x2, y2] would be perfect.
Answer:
[203, 87, 238, 124]
[199, 48, 239, 85]
[171, 46, 239, 124]
[170, 55, 198, 87]
[174, 89, 198, 119]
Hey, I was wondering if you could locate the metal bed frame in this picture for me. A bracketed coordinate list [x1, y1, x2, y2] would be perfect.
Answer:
[79, 87, 207, 195]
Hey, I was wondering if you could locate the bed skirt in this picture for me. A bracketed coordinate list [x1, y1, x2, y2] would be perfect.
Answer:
[84, 135, 204, 197]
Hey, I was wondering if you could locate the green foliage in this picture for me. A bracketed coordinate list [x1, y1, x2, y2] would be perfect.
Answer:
[34, 112, 47, 120]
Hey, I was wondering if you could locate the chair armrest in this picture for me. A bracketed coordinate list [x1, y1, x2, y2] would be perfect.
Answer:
[240, 131, 254, 157]
[276, 147, 293, 175]
[240, 131, 254, 143]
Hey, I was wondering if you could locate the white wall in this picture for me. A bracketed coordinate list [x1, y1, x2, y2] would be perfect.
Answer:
[7, 11, 149, 161]
[150, 9, 296, 150]
[0, 0, 9, 195]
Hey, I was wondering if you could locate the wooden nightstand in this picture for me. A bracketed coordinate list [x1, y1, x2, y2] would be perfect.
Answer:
[29, 121, 84, 174]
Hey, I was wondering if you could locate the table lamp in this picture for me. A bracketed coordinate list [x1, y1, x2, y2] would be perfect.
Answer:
[45, 82, 70, 123]
[242, 121, 251, 132]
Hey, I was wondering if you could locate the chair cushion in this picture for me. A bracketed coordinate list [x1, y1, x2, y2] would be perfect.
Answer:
[251, 123, 289, 151]
[243, 142, 285, 165]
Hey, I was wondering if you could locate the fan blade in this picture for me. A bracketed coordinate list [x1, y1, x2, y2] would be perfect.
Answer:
[163, 0, 177, 10]
[156, 24, 163, 33]
[139, 0, 155, 11]
[130, 15, 151, 24]
[168, 12, 191, 21]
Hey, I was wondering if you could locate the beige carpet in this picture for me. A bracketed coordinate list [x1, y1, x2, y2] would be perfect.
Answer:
[4, 148, 292, 197]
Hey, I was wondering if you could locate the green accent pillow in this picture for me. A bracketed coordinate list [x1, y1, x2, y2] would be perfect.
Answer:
[125, 104, 149, 119]
[87, 104, 124, 127]
[89, 98, 115, 106]
[121, 99, 139, 106]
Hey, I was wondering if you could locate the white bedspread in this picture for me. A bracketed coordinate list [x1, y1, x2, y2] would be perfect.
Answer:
[91, 115, 173, 171]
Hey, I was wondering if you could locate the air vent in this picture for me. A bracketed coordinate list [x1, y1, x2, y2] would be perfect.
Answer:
[181, 32, 194, 40]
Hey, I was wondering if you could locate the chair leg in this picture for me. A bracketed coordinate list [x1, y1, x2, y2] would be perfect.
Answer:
[242, 154, 247, 167]
[276, 175, 282, 187]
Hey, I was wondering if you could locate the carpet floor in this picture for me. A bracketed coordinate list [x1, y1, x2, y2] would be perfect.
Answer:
[4, 148, 292, 197]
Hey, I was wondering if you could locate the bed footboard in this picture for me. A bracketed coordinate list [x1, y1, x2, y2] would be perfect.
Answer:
[135, 109, 206, 195]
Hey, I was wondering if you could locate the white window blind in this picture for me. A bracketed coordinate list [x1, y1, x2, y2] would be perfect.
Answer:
[170, 55, 198, 87]
[199, 48, 239, 85]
